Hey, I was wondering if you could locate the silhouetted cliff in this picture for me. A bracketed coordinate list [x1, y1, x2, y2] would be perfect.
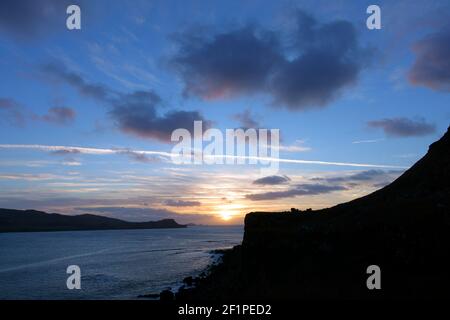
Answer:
[0, 208, 186, 232]
[178, 126, 450, 299]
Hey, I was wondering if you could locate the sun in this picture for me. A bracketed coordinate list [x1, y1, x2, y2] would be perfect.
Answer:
[219, 211, 232, 221]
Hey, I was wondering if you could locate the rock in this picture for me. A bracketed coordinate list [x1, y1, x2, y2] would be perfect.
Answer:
[137, 293, 160, 299]
[183, 276, 193, 286]
[160, 289, 174, 301]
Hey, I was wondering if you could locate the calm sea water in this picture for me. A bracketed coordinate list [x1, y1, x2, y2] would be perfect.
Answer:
[0, 226, 243, 299]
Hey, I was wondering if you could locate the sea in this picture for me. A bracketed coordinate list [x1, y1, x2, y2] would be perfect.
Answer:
[0, 225, 243, 299]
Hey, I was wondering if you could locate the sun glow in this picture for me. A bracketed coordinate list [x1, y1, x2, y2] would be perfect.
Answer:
[219, 211, 233, 221]
[215, 202, 247, 222]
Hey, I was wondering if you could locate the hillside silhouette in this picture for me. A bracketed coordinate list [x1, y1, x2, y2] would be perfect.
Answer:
[178, 126, 450, 299]
[0, 208, 186, 233]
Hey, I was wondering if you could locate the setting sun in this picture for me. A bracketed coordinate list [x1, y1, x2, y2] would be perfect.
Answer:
[219, 211, 232, 221]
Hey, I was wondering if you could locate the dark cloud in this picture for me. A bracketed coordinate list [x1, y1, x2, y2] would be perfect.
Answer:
[232, 109, 261, 129]
[0, 97, 26, 126]
[368, 117, 436, 137]
[246, 184, 346, 201]
[40, 63, 111, 101]
[253, 175, 290, 185]
[163, 200, 201, 207]
[170, 10, 370, 110]
[39, 62, 210, 142]
[171, 26, 282, 99]
[41, 107, 76, 125]
[270, 12, 367, 109]
[0, 0, 72, 40]
[408, 28, 450, 92]
[110, 90, 211, 142]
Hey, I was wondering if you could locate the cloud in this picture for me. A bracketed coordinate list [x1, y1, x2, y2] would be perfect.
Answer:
[232, 109, 261, 128]
[50, 149, 82, 156]
[115, 149, 162, 163]
[253, 175, 290, 185]
[1, 97, 76, 127]
[276, 140, 311, 153]
[110, 90, 211, 142]
[312, 169, 403, 184]
[367, 117, 436, 137]
[246, 184, 346, 201]
[408, 28, 450, 92]
[0, 0, 73, 40]
[40, 62, 111, 101]
[0, 173, 63, 181]
[0, 144, 172, 162]
[0, 97, 26, 126]
[269, 11, 369, 110]
[41, 107, 76, 125]
[352, 138, 383, 144]
[170, 26, 282, 99]
[170, 10, 370, 110]
[61, 158, 82, 166]
[163, 199, 201, 207]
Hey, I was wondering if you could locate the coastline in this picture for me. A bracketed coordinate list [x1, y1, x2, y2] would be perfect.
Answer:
[150, 248, 233, 301]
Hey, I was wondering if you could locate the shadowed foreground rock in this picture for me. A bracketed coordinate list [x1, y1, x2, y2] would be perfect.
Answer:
[178, 126, 450, 299]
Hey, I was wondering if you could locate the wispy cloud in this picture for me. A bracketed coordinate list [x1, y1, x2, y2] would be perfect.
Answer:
[352, 138, 384, 144]
[0, 144, 407, 169]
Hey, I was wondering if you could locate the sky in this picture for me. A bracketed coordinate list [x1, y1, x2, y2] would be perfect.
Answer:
[0, 0, 449, 225]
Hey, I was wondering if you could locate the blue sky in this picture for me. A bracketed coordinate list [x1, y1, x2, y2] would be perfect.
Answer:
[0, 0, 449, 224]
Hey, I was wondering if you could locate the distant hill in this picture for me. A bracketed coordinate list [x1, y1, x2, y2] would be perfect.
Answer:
[0, 208, 186, 233]
[179, 126, 450, 300]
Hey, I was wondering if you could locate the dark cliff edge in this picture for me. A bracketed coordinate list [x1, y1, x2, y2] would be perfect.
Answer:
[176, 126, 450, 300]
[0, 208, 186, 233]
